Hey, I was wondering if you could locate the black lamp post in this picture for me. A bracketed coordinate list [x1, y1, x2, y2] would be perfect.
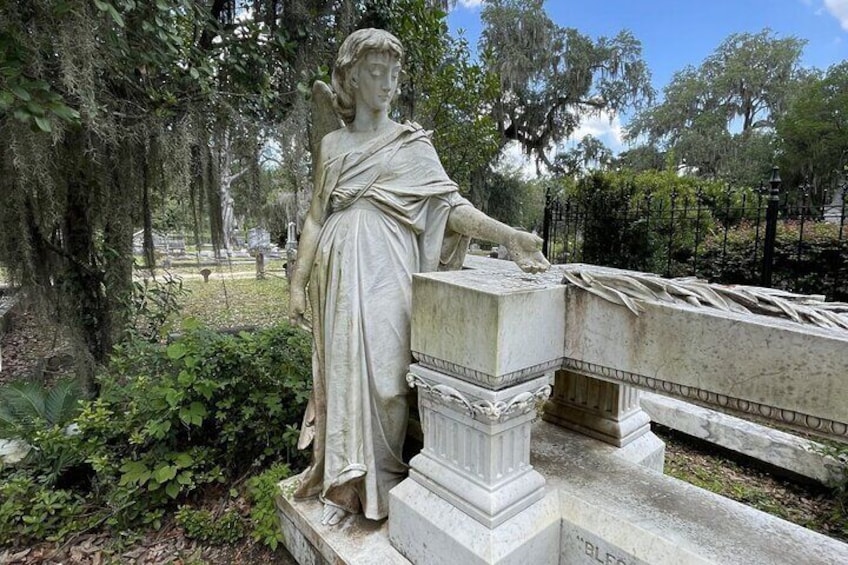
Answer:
[761, 166, 781, 287]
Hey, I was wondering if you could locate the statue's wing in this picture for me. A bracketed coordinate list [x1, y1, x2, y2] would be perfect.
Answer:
[310, 80, 343, 158]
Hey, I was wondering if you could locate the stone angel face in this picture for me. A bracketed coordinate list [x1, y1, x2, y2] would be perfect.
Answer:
[331, 28, 404, 125]
[351, 51, 401, 116]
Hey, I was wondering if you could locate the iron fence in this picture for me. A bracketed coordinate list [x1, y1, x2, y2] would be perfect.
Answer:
[542, 181, 848, 301]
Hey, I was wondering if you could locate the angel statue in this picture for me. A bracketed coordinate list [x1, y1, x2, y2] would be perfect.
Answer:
[288, 28, 549, 527]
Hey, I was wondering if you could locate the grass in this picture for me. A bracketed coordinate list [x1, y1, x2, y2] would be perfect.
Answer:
[178, 273, 291, 330]
[658, 426, 848, 541]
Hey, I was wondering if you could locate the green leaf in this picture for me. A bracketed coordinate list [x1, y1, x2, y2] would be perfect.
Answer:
[50, 104, 81, 122]
[180, 401, 206, 426]
[0, 91, 14, 108]
[120, 460, 151, 485]
[189, 67, 199, 79]
[153, 464, 177, 484]
[44, 379, 81, 426]
[177, 370, 195, 386]
[164, 388, 181, 408]
[174, 452, 194, 468]
[33, 116, 53, 133]
[10, 86, 31, 101]
[166, 342, 186, 360]
[177, 471, 193, 485]
[194, 381, 215, 400]
[93, 0, 109, 11]
[106, 4, 125, 27]
[165, 481, 180, 499]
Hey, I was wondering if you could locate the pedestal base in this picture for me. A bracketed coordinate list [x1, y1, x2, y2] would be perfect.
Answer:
[275, 476, 409, 565]
[388, 478, 560, 565]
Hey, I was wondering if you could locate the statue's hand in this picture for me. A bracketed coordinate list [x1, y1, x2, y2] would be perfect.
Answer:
[289, 287, 311, 331]
[507, 230, 550, 274]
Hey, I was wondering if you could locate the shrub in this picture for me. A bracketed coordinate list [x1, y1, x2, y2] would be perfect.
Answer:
[246, 462, 292, 550]
[568, 170, 726, 273]
[685, 222, 848, 301]
[0, 322, 312, 545]
[175, 505, 247, 545]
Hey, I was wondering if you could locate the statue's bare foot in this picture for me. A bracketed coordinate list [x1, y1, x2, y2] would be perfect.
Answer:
[321, 503, 348, 526]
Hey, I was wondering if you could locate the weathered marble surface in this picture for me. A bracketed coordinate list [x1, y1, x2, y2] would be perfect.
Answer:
[276, 476, 409, 564]
[564, 283, 848, 440]
[641, 392, 847, 486]
[544, 370, 652, 448]
[389, 479, 560, 565]
[534, 421, 848, 565]
[277, 423, 846, 564]
[412, 263, 848, 441]
[404, 364, 551, 529]
[410, 268, 565, 389]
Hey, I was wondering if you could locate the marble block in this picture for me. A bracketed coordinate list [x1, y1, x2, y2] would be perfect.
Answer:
[276, 476, 410, 565]
[410, 269, 566, 389]
[389, 478, 560, 565]
[563, 284, 848, 442]
[641, 392, 847, 486]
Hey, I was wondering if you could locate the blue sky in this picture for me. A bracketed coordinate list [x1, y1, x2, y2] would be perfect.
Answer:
[447, 0, 848, 159]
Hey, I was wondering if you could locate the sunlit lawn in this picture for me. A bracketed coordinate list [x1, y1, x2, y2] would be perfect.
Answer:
[177, 272, 291, 330]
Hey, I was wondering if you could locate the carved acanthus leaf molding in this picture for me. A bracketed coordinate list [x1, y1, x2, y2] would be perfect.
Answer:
[561, 266, 848, 331]
[406, 373, 551, 422]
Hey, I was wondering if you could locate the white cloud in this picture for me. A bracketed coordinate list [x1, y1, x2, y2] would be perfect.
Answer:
[569, 110, 625, 152]
[497, 141, 538, 180]
[825, 0, 848, 30]
[492, 111, 625, 179]
[456, 0, 484, 9]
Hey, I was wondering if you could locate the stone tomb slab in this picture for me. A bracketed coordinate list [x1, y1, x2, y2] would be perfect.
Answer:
[640, 392, 847, 487]
[534, 421, 848, 565]
[277, 422, 847, 564]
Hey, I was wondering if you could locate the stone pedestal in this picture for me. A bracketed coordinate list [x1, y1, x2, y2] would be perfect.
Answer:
[389, 364, 559, 565]
[543, 369, 663, 473]
[544, 370, 651, 448]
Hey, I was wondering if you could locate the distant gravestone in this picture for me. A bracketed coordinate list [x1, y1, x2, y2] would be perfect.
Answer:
[248, 227, 272, 280]
[286, 222, 298, 280]
[248, 227, 271, 251]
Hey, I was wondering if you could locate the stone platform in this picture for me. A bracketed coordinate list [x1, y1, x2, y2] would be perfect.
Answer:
[276, 479, 408, 565]
[277, 422, 848, 565]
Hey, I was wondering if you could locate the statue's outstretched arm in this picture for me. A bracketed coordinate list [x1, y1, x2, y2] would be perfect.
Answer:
[447, 206, 550, 274]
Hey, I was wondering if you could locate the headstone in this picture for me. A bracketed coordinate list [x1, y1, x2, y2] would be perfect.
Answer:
[286, 222, 298, 280]
[248, 227, 272, 280]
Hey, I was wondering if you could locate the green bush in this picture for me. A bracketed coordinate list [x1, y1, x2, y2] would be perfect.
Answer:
[568, 170, 727, 273]
[0, 473, 92, 543]
[246, 462, 292, 550]
[175, 505, 247, 544]
[684, 222, 848, 301]
[0, 322, 312, 545]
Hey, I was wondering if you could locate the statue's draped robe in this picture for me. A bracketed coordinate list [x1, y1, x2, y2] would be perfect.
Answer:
[294, 123, 470, 520]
